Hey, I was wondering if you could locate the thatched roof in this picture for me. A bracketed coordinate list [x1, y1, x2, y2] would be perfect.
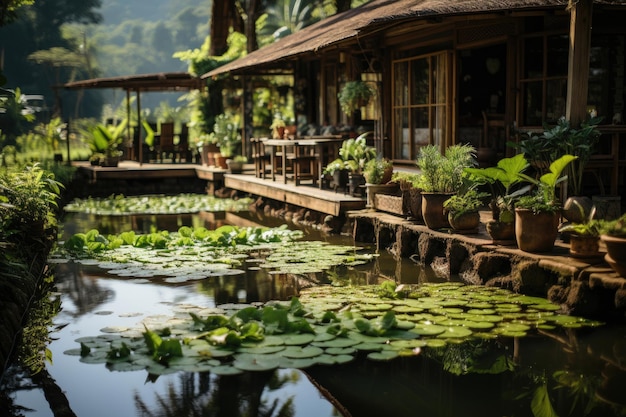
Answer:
[203, 0, 621, 78]
[64, 72, 203, 92]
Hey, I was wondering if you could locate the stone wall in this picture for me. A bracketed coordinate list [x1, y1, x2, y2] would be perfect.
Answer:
[351, 210, 626, 323]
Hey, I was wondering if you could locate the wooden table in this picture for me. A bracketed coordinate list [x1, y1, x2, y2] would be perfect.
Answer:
[259, 136, 344, 187]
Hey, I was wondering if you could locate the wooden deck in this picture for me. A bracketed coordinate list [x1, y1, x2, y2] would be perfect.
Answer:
[224, 174, 366, 216]
[74, 161, 366, 216]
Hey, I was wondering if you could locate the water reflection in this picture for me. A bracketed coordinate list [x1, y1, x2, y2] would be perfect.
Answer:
[133, 371, 299, 417]
[3, 210, 626, 417]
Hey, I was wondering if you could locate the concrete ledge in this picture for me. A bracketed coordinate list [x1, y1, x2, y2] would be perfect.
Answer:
[350, 208, 626, 322]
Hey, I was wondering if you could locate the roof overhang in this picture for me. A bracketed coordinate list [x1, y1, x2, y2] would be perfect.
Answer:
[203, 0, 626, 79]
[63, 72, 203, 92]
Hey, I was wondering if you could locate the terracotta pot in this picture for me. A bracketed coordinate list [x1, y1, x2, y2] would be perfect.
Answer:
[568, 234, 600, 258]
[402, 188, 422, 221]
[601, 234, 626, 276]
[514, 209, 560, 252]
[421, 192, 453, 230]
[214, 154, 228, 169]
[448, 211, 480, 232]
[486, 220, 515, 242]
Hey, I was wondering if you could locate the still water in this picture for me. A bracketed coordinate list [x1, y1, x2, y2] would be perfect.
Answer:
[2, 210, 626, 417]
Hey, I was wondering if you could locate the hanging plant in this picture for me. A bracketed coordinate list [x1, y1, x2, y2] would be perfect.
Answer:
[338, 80, 375, 115]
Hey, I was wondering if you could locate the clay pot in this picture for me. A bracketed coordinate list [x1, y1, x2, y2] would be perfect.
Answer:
[514, 209, 560, 252]
[486, 220, 515, 243]
[568, 234, 600, 258]
[421, 192, 453, 230]
[601, 234, 626, 276]
[448, 211, 480, 233]
[403, 188, 422, 221]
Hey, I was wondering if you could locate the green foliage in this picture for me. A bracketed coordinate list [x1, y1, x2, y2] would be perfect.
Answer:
[258, 0, 320, 45]
[465, 154, 530, 221]
[337, 80, 375, 115]
[595, 213, 626, 237]
[85, 119, 128, 158]
[65, 193, 253, 216]
[515, 155, 577, 213]
[0, 163, 63, 237]
[443, 189, 489, 220]
[70, 281, 603, 377]
[391, 171, 421, 189]
[0, 88, 35, 146]
[512, 117, 602, 195]
[326, 134, 377, 174]
[210, 112, 241, 158]
[363, 157, 392, 184]
[416, 144, 477, 193]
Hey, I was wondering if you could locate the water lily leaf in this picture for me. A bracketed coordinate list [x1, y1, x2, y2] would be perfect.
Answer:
[411, 323, 446, 336]
[312, 338, 359, 348]
[282, 334, 316, 346]
[281, 346, 324, 359]
[436, 326, 473, 339]
[367, 350, 399, 361]
[233, 354, 281, 371]
[279, 357, 317, 369]
[211, 365, 243, 376]
[325, 347, 356, 355]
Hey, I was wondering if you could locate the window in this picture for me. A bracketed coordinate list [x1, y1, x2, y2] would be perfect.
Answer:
[392, 51, 449, 161]
[520, 34, 569, 126]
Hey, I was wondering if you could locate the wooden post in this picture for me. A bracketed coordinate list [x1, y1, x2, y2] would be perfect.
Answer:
[565, 0, 593, 126]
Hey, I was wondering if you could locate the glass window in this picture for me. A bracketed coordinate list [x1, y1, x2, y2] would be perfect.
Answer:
[521, 34, 568, 126]
[392, 51, 449, 161]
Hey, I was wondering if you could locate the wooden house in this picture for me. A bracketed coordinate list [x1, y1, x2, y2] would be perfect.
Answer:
[205, 0, 626, 196]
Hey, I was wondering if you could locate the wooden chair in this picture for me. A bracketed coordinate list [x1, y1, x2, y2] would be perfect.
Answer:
[252, 138, 270, 178]
[286, 142, 318, 185]
[158, 122, 175, 162]
[175, 124, 191, 162]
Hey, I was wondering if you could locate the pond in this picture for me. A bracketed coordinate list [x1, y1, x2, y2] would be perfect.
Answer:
[2, 199, 626, 417]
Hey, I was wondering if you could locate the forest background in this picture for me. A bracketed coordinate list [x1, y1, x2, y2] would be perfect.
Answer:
[0, 0, 360, 120]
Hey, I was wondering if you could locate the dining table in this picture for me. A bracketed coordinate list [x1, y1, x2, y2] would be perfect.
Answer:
[258, 136, 344, 188]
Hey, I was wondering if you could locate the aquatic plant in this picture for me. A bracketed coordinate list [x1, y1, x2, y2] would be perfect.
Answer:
[51, 225, 375, 283]
[64, 193, 253, 215]
[64, 282, 603, 376]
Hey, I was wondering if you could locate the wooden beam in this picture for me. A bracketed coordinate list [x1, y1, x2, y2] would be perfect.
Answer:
[565, 0, 593, 125]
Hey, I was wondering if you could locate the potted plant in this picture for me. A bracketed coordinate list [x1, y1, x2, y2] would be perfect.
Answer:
[513, 116, 602, 220]
[86, 120, 127, 167]
[443, 188, 488, 232]
[597, 214, 626, 277]
[323, 160, 350, 193]
[338, 80, 375, 115]
[514, 154, 577, 252]
[464, 153, 530, 242]
[270, 117, 287, 139]
[416, 144, 477, 229]
[363, 157, 396, 208]
[558, 204, 601, 258]
[226, 155, 248, 174]
[392, 171, 423, 221]
[212, 112, 241, 168]
[325, 134, 377, 196]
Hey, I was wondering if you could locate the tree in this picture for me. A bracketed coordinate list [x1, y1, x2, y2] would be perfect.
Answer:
[0, 0, 102, 117]
[258, 0, 319, 44]
[0, 0, 33, 27]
